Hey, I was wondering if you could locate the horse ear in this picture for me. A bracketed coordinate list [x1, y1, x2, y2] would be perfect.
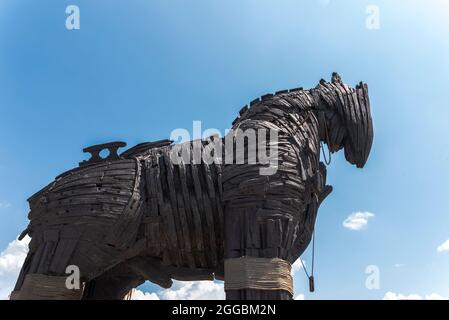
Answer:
[331, 72, 342, 84]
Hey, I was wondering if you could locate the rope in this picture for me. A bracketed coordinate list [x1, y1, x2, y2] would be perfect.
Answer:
[310, 230, 315, 292]
[224, 257, 293, 295]
[298, 229, 316, 293]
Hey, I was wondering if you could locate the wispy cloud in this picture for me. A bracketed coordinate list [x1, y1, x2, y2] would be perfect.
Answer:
[437, 238, 449, 253]
[0, 201, 11, 209]
[317, 0, 331, 6]
[383, 291, 445, 300]
[0, 236, 30, 299]
[343, 212, 375, 231]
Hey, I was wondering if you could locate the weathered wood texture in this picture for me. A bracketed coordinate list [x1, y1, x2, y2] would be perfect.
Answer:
[10, 274, 83, 300]
[12, 73, 373, 300]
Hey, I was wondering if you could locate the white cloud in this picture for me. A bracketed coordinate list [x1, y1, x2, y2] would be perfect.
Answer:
[393, 263, 405, 268]
[383, 292, 422, 300]
[342, 212, 375, 231]
[159, 280, 225, 300]
[383, 292, 445, 300]
[424, 293, 445, 300]
[0, 236, 30, 300]
[292, 260, 307, 301]
[130, 280, 225, 300]
[129, 289, 160, 300]
[291, 259, 305, 275]
[437, 238, 449, 253]
[0, 201, 11, 209]
[133, 280, 306, 301]
[294, 293, 305, 300]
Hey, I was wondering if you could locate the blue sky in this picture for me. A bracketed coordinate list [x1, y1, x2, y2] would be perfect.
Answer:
[1, 0, 449, 299]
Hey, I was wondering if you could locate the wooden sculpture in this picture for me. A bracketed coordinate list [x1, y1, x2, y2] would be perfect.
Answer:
[11, 73, 373, 300]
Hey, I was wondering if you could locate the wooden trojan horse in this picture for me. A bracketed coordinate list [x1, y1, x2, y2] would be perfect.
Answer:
[11, 73, 373, 300]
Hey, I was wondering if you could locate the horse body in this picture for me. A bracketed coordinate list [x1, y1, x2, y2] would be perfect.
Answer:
[12, 73, 373, 300]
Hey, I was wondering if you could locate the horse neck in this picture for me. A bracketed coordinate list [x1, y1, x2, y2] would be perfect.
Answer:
[238, 89, 319, 133]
